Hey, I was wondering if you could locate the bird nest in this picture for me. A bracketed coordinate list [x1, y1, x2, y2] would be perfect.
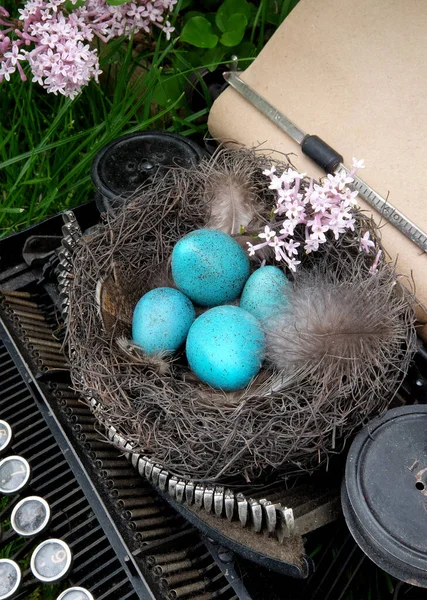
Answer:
[67, 148, 417, 483]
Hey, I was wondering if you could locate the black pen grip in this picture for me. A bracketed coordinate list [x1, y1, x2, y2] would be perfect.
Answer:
[301, 134, 343, 174]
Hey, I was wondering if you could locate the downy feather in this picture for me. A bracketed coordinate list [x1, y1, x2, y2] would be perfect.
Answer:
[116, 336, 171, 375]
[203, 148, 269, 235]
[264, 265, 414, 394]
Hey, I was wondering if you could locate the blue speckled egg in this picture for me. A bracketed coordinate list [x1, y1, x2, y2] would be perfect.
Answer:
[240, 266, 291, 322]
[132, 287, 195, 355]
[186, 305, 265, 391]
[171, 229, 250, 307]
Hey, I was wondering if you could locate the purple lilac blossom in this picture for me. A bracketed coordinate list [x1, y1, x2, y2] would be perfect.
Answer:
[0, 0, 176, 97]
[248, 159, 373, 272]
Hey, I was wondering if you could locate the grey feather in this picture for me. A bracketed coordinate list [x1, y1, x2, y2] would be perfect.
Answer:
[203, 148, 270, 235]
[116, 336, 171, 376]
[263, 264, 415, 395]
[205, 173, 261, 234]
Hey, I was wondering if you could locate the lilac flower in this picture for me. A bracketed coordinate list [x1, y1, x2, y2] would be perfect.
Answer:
[341, 187, 359, 207]
[331, 170, 354, 191]
[246, 240, 271, 256]
[162, 20, 174, 40]
[286, 257, 301, 272]
[308, 214, 329, 242]
[274, 188, 296, 215]
[282, 169, 306, 184]
[279, 220, 296, 237]
[268, 174, 285, 191]
[350, 157, 365, 177]
[268, 236, 286, 261]
[309, 189, 332, 213]
[359, 231, 375, 253]
[4, 43, 26, 65]
[344, 215, 355, 231]
[262, 165, 276, 177]
[283, 239, 300, 256]
[0, 60, 15, 80]
[327, 220, 347, 240]
[246, 242, 256, 257]
[322, 175, 340, 194]
[304, 238, 319, 253]
[258, 225, 276, 242]
[285, 200, 305, 221]
[352, 157, 365, 170]
[0, 0, 176, 96]
[248, 163, 366, 272]
[273, 202, 287, 217]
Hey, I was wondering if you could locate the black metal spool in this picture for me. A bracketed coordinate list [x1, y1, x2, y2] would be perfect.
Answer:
[342, 404, 427, 588]
[90, 131, 207, 213]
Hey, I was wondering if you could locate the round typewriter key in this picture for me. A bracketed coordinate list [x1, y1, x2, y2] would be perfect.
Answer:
[30, 539, 72, 583]
[0, 456, 31, 494]
[0, 559, 22, 599]
[0, 421, 12, 456]
[11, 496, 51, 537]
[56, 587, 95, 600]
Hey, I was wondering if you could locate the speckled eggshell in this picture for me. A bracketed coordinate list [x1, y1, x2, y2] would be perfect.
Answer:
[240, 266, 291, 322]
[132, 287, 195, 356]
[186, 305, 265, 392]
[171, 229, 250, 307]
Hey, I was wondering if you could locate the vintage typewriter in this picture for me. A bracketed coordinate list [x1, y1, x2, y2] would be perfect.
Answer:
[1, 140, 427, 600]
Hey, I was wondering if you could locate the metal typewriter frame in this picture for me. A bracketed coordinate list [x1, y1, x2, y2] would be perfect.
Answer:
[2, 201, 426, 600]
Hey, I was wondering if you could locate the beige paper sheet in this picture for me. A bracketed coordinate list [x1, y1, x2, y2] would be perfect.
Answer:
[208, 0, 427, 336]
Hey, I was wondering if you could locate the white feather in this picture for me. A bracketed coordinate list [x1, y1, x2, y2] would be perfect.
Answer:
[206, 174, 261, 235]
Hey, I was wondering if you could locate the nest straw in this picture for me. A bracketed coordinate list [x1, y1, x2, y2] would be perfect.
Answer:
[67, 148, 417, 483]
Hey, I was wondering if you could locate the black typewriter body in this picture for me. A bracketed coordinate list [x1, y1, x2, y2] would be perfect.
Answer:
[1, 201, 427, 600]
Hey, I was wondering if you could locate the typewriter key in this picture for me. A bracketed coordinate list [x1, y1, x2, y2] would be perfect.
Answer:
[30, 539, 72, 583]
[0, 456, 31, 494]
[0, 559, 21, 599]
[56, 587, 95, 600]
[11, 496, 51, 537]
[0, 422, 12, 456]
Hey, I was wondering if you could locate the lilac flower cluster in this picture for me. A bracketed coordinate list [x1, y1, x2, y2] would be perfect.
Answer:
[248, 158, 375, 272]
[0, 0, 176, 98]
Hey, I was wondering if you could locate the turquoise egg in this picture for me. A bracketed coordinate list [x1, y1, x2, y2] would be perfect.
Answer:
[186, 305, 265, 391]
[171, 229, 250, 307]
[240, 266, 291, 322]
[132, 287, 195, 355]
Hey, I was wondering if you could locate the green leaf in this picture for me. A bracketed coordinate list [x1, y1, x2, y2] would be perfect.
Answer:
[0, 207, 25, 214]
[265, 0, 282, 26]
[21, 177, 52, 185]
[203, 46, 226, 71]
[176, 50, 208, 69]
[232, 39, 257, 58]
[216, 0, 250, 32]
[219, 13, 247, 46]
[152, 74, 186, 108]
[184, 11, 218, 27]
[104, 0, 128, 5]
[63, 0, 86, 10]
[180, 0, 194, 9]
[180, 16, 219, 48]
[183, 10, 205, 24]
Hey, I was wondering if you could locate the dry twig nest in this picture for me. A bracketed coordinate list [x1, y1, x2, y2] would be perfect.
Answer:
[67, 148, 417, 483]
